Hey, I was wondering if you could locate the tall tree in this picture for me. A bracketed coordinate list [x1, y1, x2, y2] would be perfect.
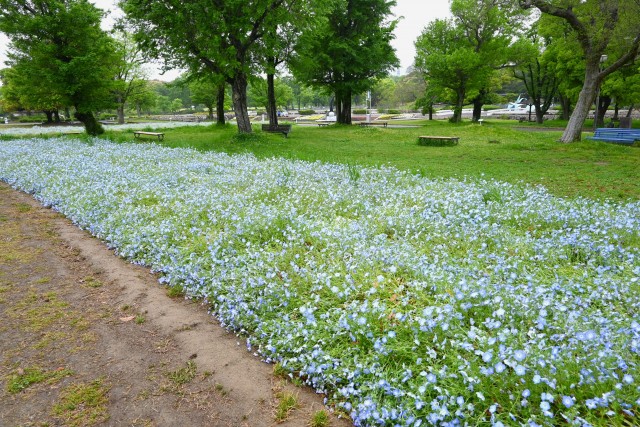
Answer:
[290, 0, 399, 124]
[0, 0, 119, 135]
[112, 29, 148, 124]
[519, 0, 640, 142]
[512, 27, 559, 124]
[121, 0, 291, 133]
[452, 0, 526, 122]
[415, 18, 484, 123]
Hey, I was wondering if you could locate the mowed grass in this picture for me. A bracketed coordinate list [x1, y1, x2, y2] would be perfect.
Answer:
[103, 119, 640, 201]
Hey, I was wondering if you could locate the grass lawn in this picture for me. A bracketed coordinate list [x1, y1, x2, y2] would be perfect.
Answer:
[103, 119, 640, 201]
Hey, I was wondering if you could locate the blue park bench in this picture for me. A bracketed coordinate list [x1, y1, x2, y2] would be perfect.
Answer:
[586, 128, 640, 145]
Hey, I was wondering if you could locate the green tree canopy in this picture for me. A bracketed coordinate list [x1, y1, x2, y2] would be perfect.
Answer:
[121, 0, 292, 133]
[290, 0, 399, 124]
[0, 0, 119, 135]
[520, 0, 640, 141]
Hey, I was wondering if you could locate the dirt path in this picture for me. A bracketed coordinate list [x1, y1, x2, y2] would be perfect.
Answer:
[0, 182, 350, 427]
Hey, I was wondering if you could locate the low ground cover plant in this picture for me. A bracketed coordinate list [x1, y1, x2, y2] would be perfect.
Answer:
[0, 137, 638, 426]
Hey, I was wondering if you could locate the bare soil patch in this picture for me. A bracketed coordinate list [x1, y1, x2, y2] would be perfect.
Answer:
[0, 182, 350, 427]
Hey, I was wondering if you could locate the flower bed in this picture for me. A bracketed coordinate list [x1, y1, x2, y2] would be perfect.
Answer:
[1, 138, 638, 426]
[0, 121, 210, 136]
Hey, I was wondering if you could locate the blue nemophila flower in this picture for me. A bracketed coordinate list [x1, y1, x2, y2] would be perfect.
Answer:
[562, 395, 575, 408]
[514, 350, 527, 362]
[1, 137, 639, 426]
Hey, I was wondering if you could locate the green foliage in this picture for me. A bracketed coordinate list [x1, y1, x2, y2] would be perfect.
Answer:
[248, 77, 294, 110]
[521, 0, 640, 141]
[121, 0, 297, 133]
[416, 1, 524, 123]
[0, 0, 119, 135]
[290, 0, 398, 124]
[297, 109, 316, 115]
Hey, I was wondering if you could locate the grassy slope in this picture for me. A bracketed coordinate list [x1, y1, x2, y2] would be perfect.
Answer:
[103, 119, 640, 201]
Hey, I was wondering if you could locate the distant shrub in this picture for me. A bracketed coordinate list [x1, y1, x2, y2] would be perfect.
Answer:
[353, 109, 367, 114]
[298, 109, 316, 115]
[18, 116, 46, 123]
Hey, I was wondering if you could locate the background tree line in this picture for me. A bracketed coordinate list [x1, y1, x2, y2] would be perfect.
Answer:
[1, 0, 639, 141]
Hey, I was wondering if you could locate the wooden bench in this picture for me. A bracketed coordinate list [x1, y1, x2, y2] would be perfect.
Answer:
[359, 121, 388, 128]
[261, 124, 292, 138]
[417, 136, 459, 146]
[133, 131, 165, 141]
[586, 128, 640, 145]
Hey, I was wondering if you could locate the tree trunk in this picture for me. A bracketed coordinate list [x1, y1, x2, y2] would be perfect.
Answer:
[75, 111, 104, 136]
[535, 103, 545, 124]
[230, 73, 252, 133]
[54, 110, 61, 123]
[207, 106, 214, 120]
[117, 103, 125, 125]
[560, 63, 600, 142]
[596, 95, 611, 128]
[613, 103, 619, 121]
[626, 105, 634, 118]
[266, 72, 278, 127]
[472, 100, 482, 122]
[216, 82, 226, 125]
[451, 88, 465, 123]
[136, 103, 142, 117]
[559, 94, 571, 120]
[335, 89, 352, 124]
[44, 111, 54, 123]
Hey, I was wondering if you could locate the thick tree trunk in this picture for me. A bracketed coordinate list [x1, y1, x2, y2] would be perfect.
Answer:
[451, 88, 465, 123]
[535, 103, 545, 124]
[560, 63, 600, 142]
[117, 102, 125, 125]
[75, 111, 104, 136]
[472, 99, 483, 122]
[216, 83, 226, 125]
[335, 89, 352, 124]
[230, 73, 252, 133]
[596, 95, 611, 128]
[54, 110, 61, 123]
[266, 72, 278, 127]
[627, 105, 634, 118]
[44, 111, 54, 123]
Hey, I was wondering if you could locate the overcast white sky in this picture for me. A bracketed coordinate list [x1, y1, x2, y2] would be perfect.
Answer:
[0, 0, 451, 81]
